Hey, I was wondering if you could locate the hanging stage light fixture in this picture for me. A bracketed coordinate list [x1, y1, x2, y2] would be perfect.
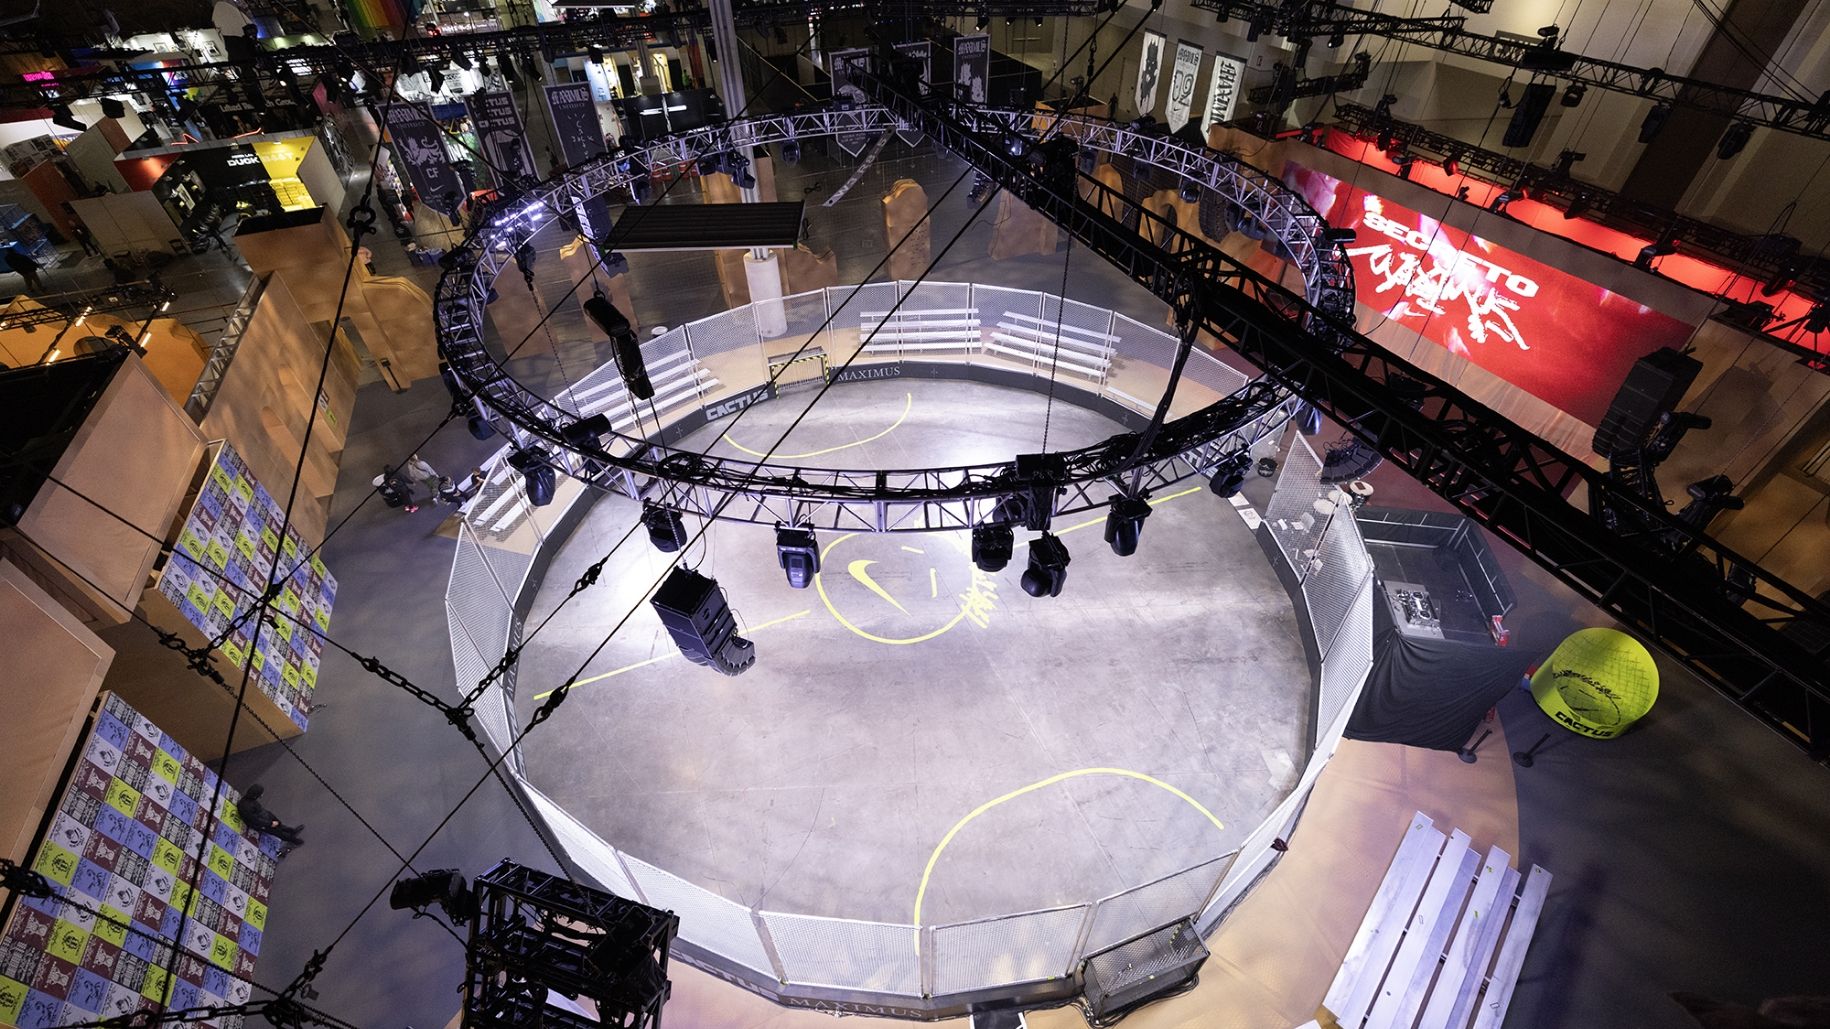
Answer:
[583, 291, 653, 399]
[561, 413, 611, 447]
[642, 501, 689, 552]
[972, 521, 1015, 572]
[507, 448, 557, 506]
[1020, 532, 1071, 598]
[1209, 454, 1250, 498]
[1179, 178, 1201, 203]
[775, 525, 820, 589]
[1104, 494, 1153, 557]
[780, 138, 802, 164]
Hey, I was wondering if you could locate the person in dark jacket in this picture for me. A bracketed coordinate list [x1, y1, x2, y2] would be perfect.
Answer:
[236, 784, 304, 848]
[5, 246, 43, 292]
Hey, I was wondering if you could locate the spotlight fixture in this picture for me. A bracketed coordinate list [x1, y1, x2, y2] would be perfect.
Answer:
[1634, 236, 1677, 270]
[1560, 83, 1585, 108]
[652, 567, 755, 676]
[1563, 193, 1593, 220]
[1034, 16, 1043, 26]
[1006, 133, 1030, 158]
[1391, 150, 1415, 179]
[1442, 153, 1460, 177]
[1020, 532, 1071, 598]
[976, 13, 989, 29]
[98, 97, 127, 120]
[1716, 121, 1753, 160]
[1327, 30, 1344, 48]
[513, 241, 536, 283]
[467, 413, 495, 440]
[1551, 148, 1585, 176]
[50, 104, 86, 132]
[588, 46, 604, 65]
[499, 52, 519, 85]
[1209, 454, 1250, 498]
[774, 525, 820, 589]
[1104, 494, 1152, 557]
[1489, 189, 1517, 215]
[1178, 178, 1201, 203]
[584, 290, 652, 402]
[1639, 102, 1671, 143]
[972, 521, 1015, 572]
[388, 870, 475, 921]
[1324, 227, 1357, 245]
[642, 501, 689, 552]
[506, 448, 556, 506]
[780, 138, 801, 164]
[427, 65, 445, 92]
[560, 413, 611, 447]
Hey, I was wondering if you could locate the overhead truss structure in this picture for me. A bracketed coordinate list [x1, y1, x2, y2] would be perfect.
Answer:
[847, 74, 1830, 760]
[0, 279, 174, 330]
[436, 106, 1350, 535]
[1192, 0, 1830, 142]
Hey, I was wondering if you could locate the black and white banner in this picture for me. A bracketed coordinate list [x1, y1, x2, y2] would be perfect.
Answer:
[543, 81, 603, 169]
[465, 90, 536, 187]
[382, 103, 464, 217]
[1135, 31, 1167, 118]
[1166, 40, 1204, 132]
[954, 34, 990, 105]
[892, 41, 932, 144]
[1201, 52, 1247, 134]
[829, 48, 873, 155]
[543, 81, 610, 239]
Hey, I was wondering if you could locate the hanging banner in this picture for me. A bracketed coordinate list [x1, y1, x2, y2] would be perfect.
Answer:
[465, 90, 536, 188]
[544, 81, 603, 169]
[892, 41, 932, 145]
[954, 34, 990, 105]
[1166, 39, 1204, 132]
[381, 103, 464, 217]
[1134, 30, 1167, 118]
[1201, 52, 1247, 133]
[829, 48, 873, 155]
[544, 81, 611, 241]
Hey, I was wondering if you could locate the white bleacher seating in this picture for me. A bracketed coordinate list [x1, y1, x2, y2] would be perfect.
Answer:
[566, 350, 718, 434]
[1311, 811, 1551, 1029]
[860, 308, 980, 353]
[984, 312, 1116, 380]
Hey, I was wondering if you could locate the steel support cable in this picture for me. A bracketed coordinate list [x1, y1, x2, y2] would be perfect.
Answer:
[306, 1, 1154, 971]
[147, 53, 416, 1016]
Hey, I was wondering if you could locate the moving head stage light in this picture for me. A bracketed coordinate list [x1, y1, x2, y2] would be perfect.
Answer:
[1021, 532, 1071, 598]
[775, 525, 820, 589]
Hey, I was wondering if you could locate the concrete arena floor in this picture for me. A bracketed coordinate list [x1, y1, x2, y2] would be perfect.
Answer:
[513, 378, 1311, 926]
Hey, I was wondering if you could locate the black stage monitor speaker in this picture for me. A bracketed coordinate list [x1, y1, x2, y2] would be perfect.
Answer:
[1501, 83, 1556, 148]
[651, 568, 755, 676]
[1591, 348, 1702, 459]
[1083, 918, 1209, 1021]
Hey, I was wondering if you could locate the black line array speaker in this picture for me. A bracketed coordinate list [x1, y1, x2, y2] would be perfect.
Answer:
[1501, 83, 1557, 148]
[1082, 917, 1208, 1021]
[1591, 348, 1702, 459]
[651, 568, 755, 676]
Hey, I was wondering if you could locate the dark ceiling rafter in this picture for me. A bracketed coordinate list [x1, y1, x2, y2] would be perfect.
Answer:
[1191, 0, 1830, 142]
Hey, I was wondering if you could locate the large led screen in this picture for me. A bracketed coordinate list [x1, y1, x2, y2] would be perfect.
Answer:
[1284, 163, 1694, 425]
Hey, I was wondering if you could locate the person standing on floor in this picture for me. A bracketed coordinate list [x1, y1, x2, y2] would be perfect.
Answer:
[236, 784, 304, 853]
[5, 246, 44, 293]
[374, 465, 417, 513]
[401, 453, 441, 511]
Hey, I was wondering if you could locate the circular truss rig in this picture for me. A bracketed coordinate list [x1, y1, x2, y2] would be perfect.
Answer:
[433, 106, 1355, 532]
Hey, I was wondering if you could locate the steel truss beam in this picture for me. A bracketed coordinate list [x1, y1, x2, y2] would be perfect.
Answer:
[1193, 0, 1830, 142]
[861, 75, 1830, 760]
[0, 279, 174, 329]
[1328, 101, 1830, 318]
[436, 107, 1350, 535]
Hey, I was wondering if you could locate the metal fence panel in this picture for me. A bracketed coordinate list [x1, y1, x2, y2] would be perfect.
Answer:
[828, 280, 900, 326]
[1082, 854, 1233, 956]
[758, 912, 922, 995]
[518, 781, 640, 900]
[682, 305, 759, 357]
[971, 284, 1044, 351]
[620, 853, 775, 974]
[1262, 436, 1332, 575]
[929, 905, 1088, 995]
[899, 279, 972, 317]
[1107, 312, 1183, 415]
[1316, 578, 1375, 750]
[1302, 510, 1374, 661]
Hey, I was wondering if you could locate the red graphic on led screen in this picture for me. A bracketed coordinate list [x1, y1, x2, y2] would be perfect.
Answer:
[1284, 163, 1693, 424]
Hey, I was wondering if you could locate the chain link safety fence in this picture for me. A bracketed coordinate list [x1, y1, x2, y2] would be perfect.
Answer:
[441, 283, 1377, 1012]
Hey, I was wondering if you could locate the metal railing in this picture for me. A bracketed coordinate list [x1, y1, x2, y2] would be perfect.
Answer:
[443, 285, 1376, 1018]
[184, 274, 267, 420]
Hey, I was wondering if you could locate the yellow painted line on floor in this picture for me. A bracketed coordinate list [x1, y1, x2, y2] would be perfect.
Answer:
[912, 767, 1226, 930]
[723, 391, 912, 459]
[900, 545, 925, 555]
[815, 532, 970, 646]
[532, 609, 812, 699]
[1054, 485, 1205, 537]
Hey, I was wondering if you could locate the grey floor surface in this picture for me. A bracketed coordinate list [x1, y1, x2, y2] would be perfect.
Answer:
[513, 379, 1310, 926]
[89, 135, 1830, 1029]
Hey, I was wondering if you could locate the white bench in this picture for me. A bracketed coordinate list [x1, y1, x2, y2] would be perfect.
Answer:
[1004, 311, 1121, 348]
[1313, 811, 1550, 1029]
[861, 309, 981, 352]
